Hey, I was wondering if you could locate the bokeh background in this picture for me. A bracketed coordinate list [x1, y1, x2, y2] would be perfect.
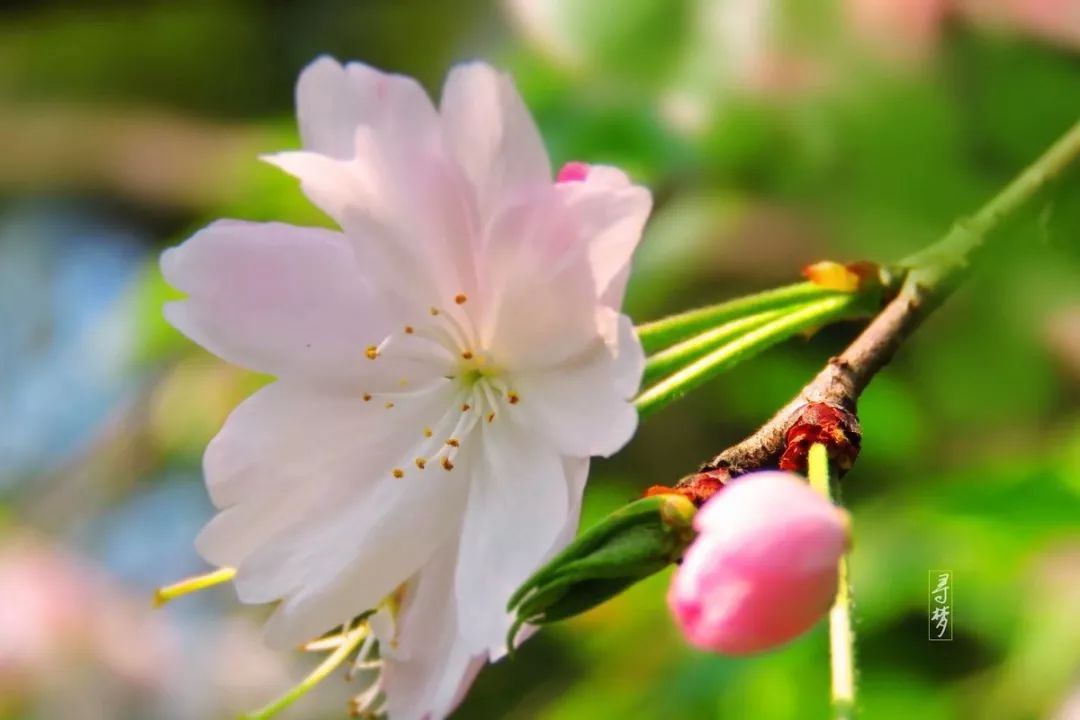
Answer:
[2, 1, 1079, 718]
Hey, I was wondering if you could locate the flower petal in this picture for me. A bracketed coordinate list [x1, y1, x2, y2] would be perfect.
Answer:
[194, 379, 469, 647]
[264, 132, 483, 315]
[254, 436, 470, 648]
[161, 220, 393, 386]
[382, 542, 485, 720]
[510, 312, 643, 458]
[557, 165, 652, 309]
[453, 418, 568, 653]
[296, 55, 440, 160]
[440, 62, 551, 219]
[477, 189, 603, 369]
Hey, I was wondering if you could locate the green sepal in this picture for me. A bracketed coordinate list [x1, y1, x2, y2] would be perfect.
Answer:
[507, 494, 696, 651]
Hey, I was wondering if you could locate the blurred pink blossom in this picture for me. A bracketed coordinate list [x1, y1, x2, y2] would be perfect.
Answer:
[668, 471, 850, 655]
[0, 535, 173, 715]
[846, 0, 949, 58]
[847, 0, 1080, 60]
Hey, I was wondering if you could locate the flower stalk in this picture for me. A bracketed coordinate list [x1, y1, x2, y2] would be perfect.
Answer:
[808, 443, 856, 719]
[641, 309, 786, 387]
[902, 118, 1080, 297]
[635, 294, 867, 419]
[635, 281, 846, 354]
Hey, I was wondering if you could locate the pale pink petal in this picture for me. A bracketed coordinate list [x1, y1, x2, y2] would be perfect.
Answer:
[383, 543, 485, 720]
[265, 132, 482, 313]
[454, 419, 569, 653]
[556, 164, 653, 309]
[196, 379, 454, 566]
[440, 62, 551, 219]
[255, 458, 466, 648]
[194, 380, 469, 648]
[477, 189, 603, 369]
[161, 220, 394, 386]
[296, 56, 440, 160]
[198, 381, 390, 511]
[512, 332, 640, 458]
[261, 149, 382, 229]
[554, 456, 589, 549]
[477, 455, 590, 664]
[602, 310, 647, 401]
[246, 439, 470, 649]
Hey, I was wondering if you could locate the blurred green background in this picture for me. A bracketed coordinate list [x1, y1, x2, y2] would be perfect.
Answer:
[1, 1, 1078, 718]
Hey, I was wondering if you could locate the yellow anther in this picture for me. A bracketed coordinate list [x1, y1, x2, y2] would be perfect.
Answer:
[392, 468, 404, 479]
[423, 427, 433, 438]
[399, 378, 409, 387]
[430, 307, 440, 316]
[442, 457, 455, 471]
[446, 438, 460, 448]
[461, 350, 474, 360]
[362, 393, 372, 402]
[404, 325, 414, 334]
[384, 401, 395, 409]
[487, 412, 496, 423]
[461, 403, 471, 412]
[415, 458, 427, 470]
[365, 346, 379, 360]
[508, 392, 520, 405]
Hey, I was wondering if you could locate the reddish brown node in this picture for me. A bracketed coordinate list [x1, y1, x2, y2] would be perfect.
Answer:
[778, 402, 861, 475]
[645, 469, 730, 507]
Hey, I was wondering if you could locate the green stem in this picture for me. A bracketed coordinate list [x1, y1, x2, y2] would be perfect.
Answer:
[641, 309, 786, 387]
[904, 119, 1080, 296]
[808, 443, 856, 720]
[635, 282, 844, 354]
[634, 295, 860, 418]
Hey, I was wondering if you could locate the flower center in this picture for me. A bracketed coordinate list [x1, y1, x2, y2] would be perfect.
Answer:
[359, 293, 523, 480]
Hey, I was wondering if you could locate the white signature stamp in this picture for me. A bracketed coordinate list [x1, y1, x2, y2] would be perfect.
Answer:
[928, 571, 953, 641]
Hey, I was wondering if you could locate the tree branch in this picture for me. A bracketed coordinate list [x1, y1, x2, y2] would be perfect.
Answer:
[691, 286, 920, 478]
[679, 118, 1080, 486]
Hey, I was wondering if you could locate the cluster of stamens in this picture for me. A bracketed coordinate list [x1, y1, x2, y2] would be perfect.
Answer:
[359, 293, 522, 480]
[298, 602, 398, 719]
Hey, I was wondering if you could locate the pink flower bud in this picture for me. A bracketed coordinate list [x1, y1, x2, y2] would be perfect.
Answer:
[556, 161, 590, 183]
[667, 471, 850, 655]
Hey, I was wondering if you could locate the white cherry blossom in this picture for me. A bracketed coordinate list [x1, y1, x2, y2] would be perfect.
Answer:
[161, 56, 651, 719]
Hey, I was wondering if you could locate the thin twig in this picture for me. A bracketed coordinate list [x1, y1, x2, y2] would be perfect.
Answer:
[683, 118, 1080, 481]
